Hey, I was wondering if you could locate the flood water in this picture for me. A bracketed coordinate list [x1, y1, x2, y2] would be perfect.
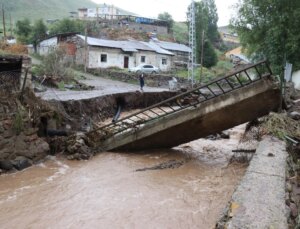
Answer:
[0, 126, 248, 229]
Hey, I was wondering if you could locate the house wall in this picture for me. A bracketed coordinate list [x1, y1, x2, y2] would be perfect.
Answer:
[76, 45, 173, 71]
[170, 50, 189, 63]
[88, 46, 134, 69]
[126, 23, 168, 35]
[38, 37, 57, 55]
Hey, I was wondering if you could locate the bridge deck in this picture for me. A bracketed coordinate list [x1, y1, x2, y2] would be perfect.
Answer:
[88, 61, 280, 151]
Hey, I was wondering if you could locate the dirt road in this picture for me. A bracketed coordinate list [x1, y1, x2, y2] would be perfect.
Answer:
[36, 71, 167, 101]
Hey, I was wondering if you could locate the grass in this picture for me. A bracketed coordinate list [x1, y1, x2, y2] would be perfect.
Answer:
[175, 57, 234, 83]
[0, 0, 97, 22]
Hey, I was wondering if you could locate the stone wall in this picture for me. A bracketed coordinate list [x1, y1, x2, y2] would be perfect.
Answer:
[87, 68, 188, 88]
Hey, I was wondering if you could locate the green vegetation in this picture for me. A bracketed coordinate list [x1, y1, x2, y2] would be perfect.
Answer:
[173, 22, 188, 44]
[13, 109, 24, 135]
[0, 0, 97, 22]
[176, 59, 233, 83]
[188, 0, 219, 68]
[231, 0, 300, 74]
[49, 19, 85, 35]
[15, 18, 47, 51]
[158, 12, 174, 33]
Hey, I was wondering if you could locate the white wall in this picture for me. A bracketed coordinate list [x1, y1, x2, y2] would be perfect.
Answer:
[86, 46, 173, 71]
[38, 37, 57, 56]
[292, 70, 300, 90]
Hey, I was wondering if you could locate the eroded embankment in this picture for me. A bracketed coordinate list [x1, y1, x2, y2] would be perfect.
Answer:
[0, 90, 177, 172]
[54, 91, 177, 129]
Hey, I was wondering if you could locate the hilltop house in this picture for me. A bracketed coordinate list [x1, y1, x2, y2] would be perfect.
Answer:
[75, 35, 175, 71]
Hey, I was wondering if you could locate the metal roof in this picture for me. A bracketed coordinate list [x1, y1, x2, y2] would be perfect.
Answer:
[152, 40, 191, 53]
[142, 41, 174, 55]
[77, 35, 174, 55]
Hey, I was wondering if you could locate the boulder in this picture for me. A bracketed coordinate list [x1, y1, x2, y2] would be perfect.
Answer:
[0, 160, 14, 170]
[12, 156, 32, 171]
[289, 111, 300, 120]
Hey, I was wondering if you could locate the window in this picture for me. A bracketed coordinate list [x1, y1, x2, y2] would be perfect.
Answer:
[162, 58, 167, 65]
[100, 54, 107, 62]
[141, 56, 146, 63]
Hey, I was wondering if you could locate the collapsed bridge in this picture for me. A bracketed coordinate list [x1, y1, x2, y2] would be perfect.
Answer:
[88, 61, 281, 151]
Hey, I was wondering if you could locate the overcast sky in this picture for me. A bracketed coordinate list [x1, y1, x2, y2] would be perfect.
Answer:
[91, 0, 238, 26]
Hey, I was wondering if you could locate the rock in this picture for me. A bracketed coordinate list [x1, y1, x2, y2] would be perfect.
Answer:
[12, 156, 32, 171]
[220, 131, 230, 139]
[289, 111, 300, 120]
[290, 202, 298, 218]
[0, 160, 14, 170]
[3, 130, 15, 139]
[24, 128, 38, 136]
[286, 183, 293, 192]
[0, 124, 4, 134]
[0, 138, 10, 148]
[292, 99, 300, 106]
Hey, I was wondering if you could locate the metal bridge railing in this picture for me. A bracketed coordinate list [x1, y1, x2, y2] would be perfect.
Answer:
[89, 60, 273, 140]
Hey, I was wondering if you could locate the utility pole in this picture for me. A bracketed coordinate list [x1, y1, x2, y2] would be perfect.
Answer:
[84, 27, 88, 73]
[2, 4, 6, 40]
[188, 0, 196, 87]
[9, 13, 12, 37]
[200, 30, 205, 84]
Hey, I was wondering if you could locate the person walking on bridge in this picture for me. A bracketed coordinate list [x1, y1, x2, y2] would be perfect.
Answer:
[139, 73, 145, 92]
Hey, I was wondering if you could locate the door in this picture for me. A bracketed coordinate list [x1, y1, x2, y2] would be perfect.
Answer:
[124, 56, 129, 68]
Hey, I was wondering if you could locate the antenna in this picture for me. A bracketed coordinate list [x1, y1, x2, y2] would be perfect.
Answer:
[188, 0, 196, 87]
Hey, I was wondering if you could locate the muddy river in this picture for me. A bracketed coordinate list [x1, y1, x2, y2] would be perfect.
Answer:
[0, 126, 249, 229]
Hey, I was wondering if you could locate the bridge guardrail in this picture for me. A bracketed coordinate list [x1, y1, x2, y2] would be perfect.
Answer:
[89, 60, 273, 140]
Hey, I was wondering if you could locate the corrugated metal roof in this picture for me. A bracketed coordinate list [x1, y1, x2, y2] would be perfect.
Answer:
[153, 40, 191, 53]
[122, 47, 138, 52]
[143, 41, 174, 55]
[76, 35, 174, 55]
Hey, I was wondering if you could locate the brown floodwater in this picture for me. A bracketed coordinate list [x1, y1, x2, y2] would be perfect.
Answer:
[0, 126, 248, 229]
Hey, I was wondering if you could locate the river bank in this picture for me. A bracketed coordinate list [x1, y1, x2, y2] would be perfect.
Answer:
[0, 125, 248, 229]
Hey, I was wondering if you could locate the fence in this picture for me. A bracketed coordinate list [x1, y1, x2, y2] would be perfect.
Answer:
[0, 70, 22, 92]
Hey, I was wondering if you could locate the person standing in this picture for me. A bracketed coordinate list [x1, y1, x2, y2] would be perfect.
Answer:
[139, 73, 145, 91]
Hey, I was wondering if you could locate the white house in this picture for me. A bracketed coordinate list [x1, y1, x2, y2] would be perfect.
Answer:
[38, 32, 78, 56]
[75, 35, 175, 71]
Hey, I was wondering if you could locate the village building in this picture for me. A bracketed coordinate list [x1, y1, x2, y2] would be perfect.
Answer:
[37, 32, 79, 61]
[225, 46, 251, 65]
[77, 4, 169, 35]
[151, 40, 191, 64]
[78, 4, 120, 20]
[75, 35, 175, 71]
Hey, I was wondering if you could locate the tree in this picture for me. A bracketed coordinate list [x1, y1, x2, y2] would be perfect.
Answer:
[15, 18, 32, 43]
[231, 0, 300, 74]
[190, 0, 218, 67]
[158, 12, 174, 32]
[203, 0, 219, 42]
[30, 19, 47, 51]
[49, 18, 84, 35]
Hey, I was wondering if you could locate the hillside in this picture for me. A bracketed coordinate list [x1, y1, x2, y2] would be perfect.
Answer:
[0, 0, 96, 22]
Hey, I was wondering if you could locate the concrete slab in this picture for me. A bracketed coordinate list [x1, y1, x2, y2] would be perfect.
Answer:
[226, 136, 288, 229]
